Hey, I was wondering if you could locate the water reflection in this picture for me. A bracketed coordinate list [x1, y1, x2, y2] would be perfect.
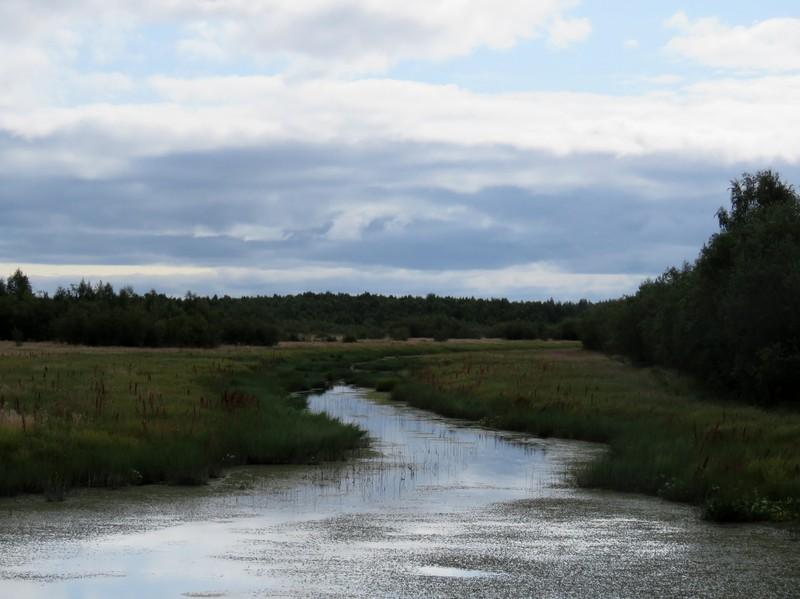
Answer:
[303, 386, 591, 507]
[0, 386, 798, 598]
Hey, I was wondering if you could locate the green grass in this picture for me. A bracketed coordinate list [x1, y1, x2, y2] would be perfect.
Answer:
[362, 343, 800, 522]
[4, 339, 798, 522]
[0, 344, 368, 498]
[0, 340, 492, 499]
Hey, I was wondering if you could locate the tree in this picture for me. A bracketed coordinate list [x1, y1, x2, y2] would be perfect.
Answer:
[717, 170, 797, 231]
[578, 170, 800, 404]
[6, 269, 32, 299]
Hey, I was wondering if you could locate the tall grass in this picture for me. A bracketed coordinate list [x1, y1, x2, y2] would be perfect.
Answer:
[0, 340, 500, 498]
[377, 345, 800, 522]
[8, 339, 791, 522]
[0, 345, 372, 497]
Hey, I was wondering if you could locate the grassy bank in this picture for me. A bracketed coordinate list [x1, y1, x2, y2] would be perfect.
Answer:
[358, 343, 800, 522]
[5, 339, 798, 522]
[0, 343, 391, 498]
[0, 339, 489, 499]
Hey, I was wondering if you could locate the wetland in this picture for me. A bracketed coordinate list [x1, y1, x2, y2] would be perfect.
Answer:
[1, 385, 798, 598]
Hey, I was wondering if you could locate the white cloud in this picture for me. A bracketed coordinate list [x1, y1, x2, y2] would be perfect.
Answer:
[0, 1, 583, 76]
[624, 39, 639, 49]
[324, 200, 484, 241]
[3, 73, 798, 189]
[174, 1, 582, 73]
[193, 225, 289, 243]
[0, 2, 797, 300]
[326, 204, 412, 241]
[548, 16, 592, 49]
[666, 13, 800, 73]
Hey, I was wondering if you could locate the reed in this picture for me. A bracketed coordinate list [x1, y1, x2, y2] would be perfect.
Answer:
[375, 345, 800, 522]
[0, 339, 495, 498]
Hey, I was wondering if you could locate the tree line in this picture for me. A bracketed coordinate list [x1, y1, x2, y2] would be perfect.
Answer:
[578, 171, 800, 405]
[0, 273, 586, 348]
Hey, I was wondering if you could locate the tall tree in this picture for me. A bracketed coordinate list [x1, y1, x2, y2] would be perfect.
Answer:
[6, 269, 32, 299]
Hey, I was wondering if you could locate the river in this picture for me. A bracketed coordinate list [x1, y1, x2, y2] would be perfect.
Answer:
[1, 385, 798, 597]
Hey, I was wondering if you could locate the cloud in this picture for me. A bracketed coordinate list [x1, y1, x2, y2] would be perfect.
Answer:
[0, 2, 796, 300]
[4, 73, 798, 185]
[624, 39, 639, 49]
[172, 1, 584, 73]
[2, 64, 799, 301]
[548, 16, 592, 49]
[324, 199, 484, 242]
[326, 203, 412, 242]
[666, 12, 800, 73]
[0, 1, 584, 76]
[193, 225, 290, 243]
[3, 136, 775, 300]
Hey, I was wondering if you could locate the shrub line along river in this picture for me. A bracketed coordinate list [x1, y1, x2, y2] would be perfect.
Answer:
[1, 385, 798, 597]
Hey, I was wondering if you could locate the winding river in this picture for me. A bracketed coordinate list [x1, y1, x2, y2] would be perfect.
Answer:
[1, 385, 798, 597]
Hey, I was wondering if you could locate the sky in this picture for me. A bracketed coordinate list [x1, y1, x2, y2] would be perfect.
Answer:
[1, 1, 799, 300]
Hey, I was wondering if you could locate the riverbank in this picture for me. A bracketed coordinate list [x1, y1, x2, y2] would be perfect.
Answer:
[0, 340, 495, 498]
[357, 345, 799, 522]
[5, 385, 798, 598]
[0, 343, 360, 498]
[3, 340, 798, 522]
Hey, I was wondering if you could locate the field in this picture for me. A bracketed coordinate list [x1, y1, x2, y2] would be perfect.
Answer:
[1, 340, 798, 523]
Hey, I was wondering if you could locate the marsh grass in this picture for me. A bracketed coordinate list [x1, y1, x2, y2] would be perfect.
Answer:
[6, 339, 795, 522]
[0, 345, 379, 497]
[0, 340, 493, 498]
[376, 345, 800, 522]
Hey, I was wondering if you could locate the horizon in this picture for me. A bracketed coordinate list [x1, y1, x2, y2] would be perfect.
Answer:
[3, 266, 593, 304]
[2, 1, 799, 300]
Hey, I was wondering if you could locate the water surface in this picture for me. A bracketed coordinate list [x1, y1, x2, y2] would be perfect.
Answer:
[1, 385, 798, 597]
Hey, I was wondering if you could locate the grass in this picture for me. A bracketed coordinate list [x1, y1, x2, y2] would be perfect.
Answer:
[3, 339, 798, 523]
[0, 343, 364, 498]
[353, 342, 800, 523]
[0, 339, 480, 499]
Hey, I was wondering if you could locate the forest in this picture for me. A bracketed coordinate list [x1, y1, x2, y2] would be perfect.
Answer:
[0, 272, 585, 347]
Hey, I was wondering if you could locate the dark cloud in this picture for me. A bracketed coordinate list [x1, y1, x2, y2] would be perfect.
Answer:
[2, 136, 797, 297]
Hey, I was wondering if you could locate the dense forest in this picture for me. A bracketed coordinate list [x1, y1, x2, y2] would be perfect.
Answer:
[0, 272, 586, 347]
[580, 171, 800, 405]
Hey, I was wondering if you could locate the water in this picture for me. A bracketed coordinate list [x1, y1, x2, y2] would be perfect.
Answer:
[1, 385, 798, 597]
